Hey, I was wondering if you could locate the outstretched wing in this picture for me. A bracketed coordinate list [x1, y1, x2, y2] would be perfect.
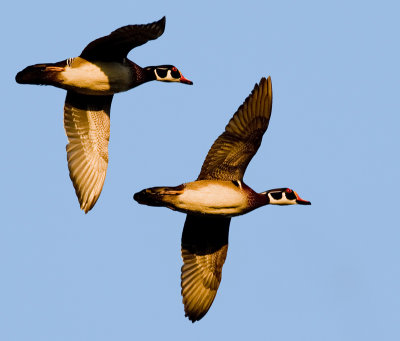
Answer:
[197, 76, 272, 181]
[80, 17, 166, 62]
[64, 91, 112, 213]
[181, 214, 231, 322]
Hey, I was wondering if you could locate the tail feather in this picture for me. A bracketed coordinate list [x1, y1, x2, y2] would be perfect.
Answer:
[15, 63, 63, 85]
[133, 185, 184, 207]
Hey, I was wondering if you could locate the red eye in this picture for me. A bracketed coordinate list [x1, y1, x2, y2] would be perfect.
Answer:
[286, 188, 292, 193]
[172, 67, 177, 72]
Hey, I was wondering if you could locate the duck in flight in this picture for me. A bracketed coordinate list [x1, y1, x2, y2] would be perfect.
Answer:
[15, 17, 192, 213]
[134, 76, 310, 322]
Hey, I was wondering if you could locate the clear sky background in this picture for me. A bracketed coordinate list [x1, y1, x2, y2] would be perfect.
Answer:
[2, 1, 399, 340]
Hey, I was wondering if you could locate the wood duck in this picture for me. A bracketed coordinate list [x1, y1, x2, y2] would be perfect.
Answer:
[15, 17, 192, 213]
[133, 76, 310, 322]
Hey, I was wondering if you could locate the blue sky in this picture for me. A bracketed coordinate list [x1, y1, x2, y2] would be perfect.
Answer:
[2, 1, 400, 340]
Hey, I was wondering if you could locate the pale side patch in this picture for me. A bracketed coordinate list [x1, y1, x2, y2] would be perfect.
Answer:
[177, 182, 248, 216]
[61, 59, 131, 95]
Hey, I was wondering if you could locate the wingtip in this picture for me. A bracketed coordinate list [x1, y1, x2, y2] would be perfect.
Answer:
[259, 75, 271, 86]
[158, 16, 166, 30]
[181, 277, 206, 323]
[258, 76, 272, 102]
[80, 201, 92, 214]
[188, 316, 198, 323]
[184, 310, 203, 323]
[251, 76, 272, 98]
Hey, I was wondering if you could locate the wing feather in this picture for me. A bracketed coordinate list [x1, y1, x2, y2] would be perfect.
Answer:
[64, 91, 112, 212]
[197, 76, 272, 181]
[181, 214, 230, 322]
[80, 17, 166, 62]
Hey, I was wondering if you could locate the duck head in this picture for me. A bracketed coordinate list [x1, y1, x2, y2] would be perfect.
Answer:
[145, 65, 193, 84]
[263, 188, 311, 205]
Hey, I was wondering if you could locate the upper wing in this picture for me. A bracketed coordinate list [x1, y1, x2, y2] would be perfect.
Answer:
[64, 91, 113, 213]
[181, 214, 231, 322]
[80, 17, 166, 62]
[197, 76, 272, 181]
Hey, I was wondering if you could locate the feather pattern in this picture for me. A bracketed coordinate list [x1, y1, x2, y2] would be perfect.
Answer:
[197, 77, 272, 181]
[181, 214, 231, 322]
[80, 17, 166, 62]
[63, 91, 113, 213]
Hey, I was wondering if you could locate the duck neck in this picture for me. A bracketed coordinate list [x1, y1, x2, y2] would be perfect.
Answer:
[125, 60, 156, 86]
[143, 66, 157, 82]
[242, 182, 269, 209]
[253, 192, 270, 208]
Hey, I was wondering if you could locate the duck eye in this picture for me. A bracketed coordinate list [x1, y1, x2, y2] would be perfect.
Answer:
[170, 69, 181, 79]
[286, 189, 292, 193]
[285, 190, 296, 200]
[156, 68, 168, 78]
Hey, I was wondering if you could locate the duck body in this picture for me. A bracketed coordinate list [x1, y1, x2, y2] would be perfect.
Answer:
[15, 17, 193, 213]
[16, 57, 148, 96]
[134, 77, 311, 322]
[134, 180, 266, 217]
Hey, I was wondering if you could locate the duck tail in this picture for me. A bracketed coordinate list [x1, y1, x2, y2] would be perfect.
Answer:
[133, 185, 184, 207]
[15, 63, 62, 85]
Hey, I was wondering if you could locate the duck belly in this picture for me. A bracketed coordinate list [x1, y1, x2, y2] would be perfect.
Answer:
[59, 58, 132, 95]
[176, 182, 249, 216]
